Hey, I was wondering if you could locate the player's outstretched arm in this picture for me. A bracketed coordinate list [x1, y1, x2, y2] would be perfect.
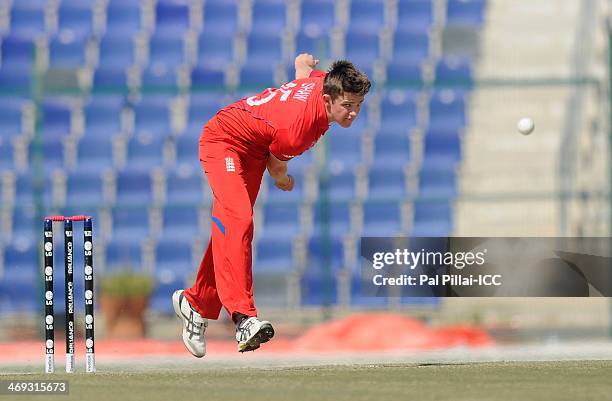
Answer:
[295, 53, 320, 80]
[267, 153, 295, 191]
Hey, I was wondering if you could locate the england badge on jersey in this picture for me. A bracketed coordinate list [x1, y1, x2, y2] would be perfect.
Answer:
[225, 157, 235, 172]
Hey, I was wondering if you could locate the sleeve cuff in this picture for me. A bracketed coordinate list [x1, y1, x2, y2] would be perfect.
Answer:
[309, 70, 326, 78]
[269, 151, 291, 162]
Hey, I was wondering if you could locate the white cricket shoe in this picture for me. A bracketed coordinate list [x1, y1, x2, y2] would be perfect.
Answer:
[235, 317, 275, 352]
[172, 290, 208, 358]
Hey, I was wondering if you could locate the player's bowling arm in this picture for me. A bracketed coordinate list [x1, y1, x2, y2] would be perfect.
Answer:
[295, 53, 320, 79]
[267, 153, 289, 181]
[267, 154, 294, 191]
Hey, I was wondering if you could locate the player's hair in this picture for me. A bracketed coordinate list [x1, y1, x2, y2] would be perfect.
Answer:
[323, 60, 371, 99]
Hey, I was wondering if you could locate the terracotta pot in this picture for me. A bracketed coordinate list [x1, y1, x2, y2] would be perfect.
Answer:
[100, 295, 150, 339]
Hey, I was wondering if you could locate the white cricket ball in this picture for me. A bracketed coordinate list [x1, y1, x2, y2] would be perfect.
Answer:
[517, 117, 535, 135]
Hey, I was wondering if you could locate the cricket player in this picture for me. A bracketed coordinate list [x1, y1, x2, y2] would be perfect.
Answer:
[172, 54, 371, 356]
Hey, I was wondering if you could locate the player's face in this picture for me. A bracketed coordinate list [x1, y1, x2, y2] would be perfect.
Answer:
[326, 93, 365, 128]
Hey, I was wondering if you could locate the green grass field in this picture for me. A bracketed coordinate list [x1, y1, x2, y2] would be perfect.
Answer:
[1, 360, 611, 401]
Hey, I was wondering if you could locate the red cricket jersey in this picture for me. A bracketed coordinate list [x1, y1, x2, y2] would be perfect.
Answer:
[213, 70, 329, 160]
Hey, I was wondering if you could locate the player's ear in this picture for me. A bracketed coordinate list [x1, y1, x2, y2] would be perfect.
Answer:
[323, 94, 333, 110]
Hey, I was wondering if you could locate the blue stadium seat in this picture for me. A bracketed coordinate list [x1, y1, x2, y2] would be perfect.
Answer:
[446, 0, 486, 26]
[133, 96, 172, 136]
[41, 98, 72, 138]
[57, 3, 94, 37]
[251, 0, 287, 35]
[411, 200, 452, 236]
[190, 65, 226, 90]
[105, 2, 142, 39]
[300, 267, 338, 305]
[202, 0, 239, 37]
[154, 0, 191, 38]
[141, 65, 180, 94]
[435, 57, 473, 87]
[367, 168, 407, 201]
[239, 64, 276, 88]
[115, 170, 153, 205]
[151, 238, 193, 313]
[295, 31, 332, 61]
[422, 128, 462, 168]
[0, 97, 26, 138]
[104, 239, 144, 271]
[0, 279, 37, 312]
[1, 35, 35, 71]
[110, 206, 150, 243]
[196, 30, 234, 70]
[255, 235, 293, 272]
[3, 237, 36, 276]
[126, 132, 166, 169]
[1, 239, 37, 311]
[373, 133, 411, 169]
[344, 31, 380, 69]
[396, 0, 434, 33]
[326, 171, 357, 202]
[385, 60, 423, 87]
[161, 205, 201, 240]
[48, 36, 88, 68]
[347, 0, 386, 35]
[428, 89, 467, 131]
[0, 137, 13, 171]
[10, 3, 47, 40]
[325, 128, 363, 171]
[0, 66, 31, 91]
[262, 203, 300, 237]
[10, 208, 36, 243]
[92, 67, 129, 94]
[391, 31, 429, 63]
[306, 235, 344, 271]
[379, 90, 419, 134]
[299, 0, 336, 36]
[83, 95, 124, 137]
[28, 137, 65, 170]
[174, 132, 199, 165]
[77, 133, 114, 173]
[65, 170, 105, 207]
[98, 37, 135, 69]
[362, 200, 403, 236]
[10, 0, 48, 7]
[154, 238, 193, 273]
[148, 35, 186, 69]
[186, 92, 221, 134]
[13, 174, 31, 206]
[418, 166, 457, 199]
[165, 166, 207, 205]
[313, 202, 351, 237]
[247, 32, 283, 67]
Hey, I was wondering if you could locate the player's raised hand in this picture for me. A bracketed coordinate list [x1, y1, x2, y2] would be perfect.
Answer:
[274, 175, 295, 191]
[295, 53, 319, 69]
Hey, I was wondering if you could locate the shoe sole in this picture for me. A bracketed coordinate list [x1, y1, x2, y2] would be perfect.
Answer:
[172, 290, 205, 358]
[238, 323, 275, 353]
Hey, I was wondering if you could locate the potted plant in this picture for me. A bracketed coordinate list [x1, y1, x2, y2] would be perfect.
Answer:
[99, 270, 155, 339]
